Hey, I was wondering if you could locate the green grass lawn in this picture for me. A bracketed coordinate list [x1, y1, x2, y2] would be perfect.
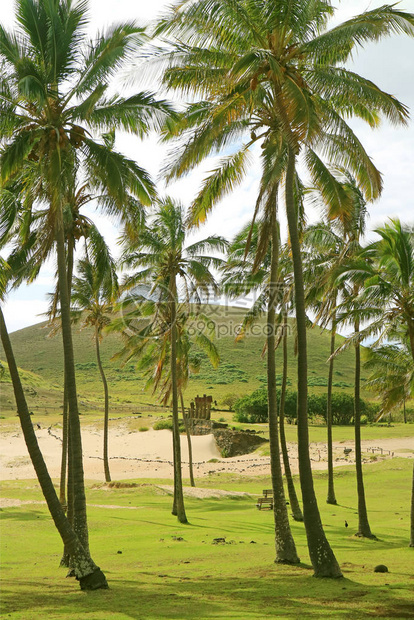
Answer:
[1, 458, 413, 619]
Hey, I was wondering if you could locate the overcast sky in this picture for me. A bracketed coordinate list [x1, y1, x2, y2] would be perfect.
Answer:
[1, 0, 414, 333]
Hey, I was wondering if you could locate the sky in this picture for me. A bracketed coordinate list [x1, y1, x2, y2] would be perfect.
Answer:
[1, 0, 414, 333]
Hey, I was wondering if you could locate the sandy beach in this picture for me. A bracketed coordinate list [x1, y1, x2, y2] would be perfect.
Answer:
[1, 422, 413, 487]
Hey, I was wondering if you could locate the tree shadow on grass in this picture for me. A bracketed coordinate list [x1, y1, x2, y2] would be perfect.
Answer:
[1, 571, 414, 619]
[0, 509, 49, 521]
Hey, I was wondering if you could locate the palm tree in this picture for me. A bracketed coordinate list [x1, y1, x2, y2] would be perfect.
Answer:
[364, 343, 414, 423]
[340, 218, 414, 541]
[0, 0, 174, 551]
[410, 463, 414, 548]
[0, 250, 107, 589]
[117, 306, 219, 488]
[153, 0, 413, 576]
[71, 248, 119, 483]
[303, 223, 343, 505]
[119, 196, 227, 522]
[353, 220, 414, 362]
[223, 221, 303, 524]
[0, 305, 108, 589]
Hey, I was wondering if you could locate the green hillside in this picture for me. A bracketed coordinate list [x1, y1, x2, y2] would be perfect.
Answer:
[0, 305, 367, 417]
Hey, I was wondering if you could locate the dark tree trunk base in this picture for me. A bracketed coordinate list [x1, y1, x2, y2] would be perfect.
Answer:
[326, 499, 337, 505]
[60, 554, 70, 568]
[292, 514, 304, 522]
[313, 572, 343, 579]
[66, 568, 76, 578]
[275, 558, 301, 565]
[355, 532, 377, 540]
[78, 568, 109, 590]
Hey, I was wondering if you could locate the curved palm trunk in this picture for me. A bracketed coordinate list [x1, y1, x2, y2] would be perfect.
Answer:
[55, 214, 89, 552]
[326, 312, 337, 505]
[354, 317, 374, 538]
[279, 309, 303, 522]
[267, 212, 299, 564]
[180, 392, 195, 487]
[95, 326, 111, 483]
[285, 146, 342, 577]
[170, 277, 188, 523]
[0, 307, 107, 590]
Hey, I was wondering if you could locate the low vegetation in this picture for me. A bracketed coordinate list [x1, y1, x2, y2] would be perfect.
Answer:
[234, 387, 382, 425]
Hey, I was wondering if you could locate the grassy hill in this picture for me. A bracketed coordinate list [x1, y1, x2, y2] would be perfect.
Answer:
[0, 304, 368, 417]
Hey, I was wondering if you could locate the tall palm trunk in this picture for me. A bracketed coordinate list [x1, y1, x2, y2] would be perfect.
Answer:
[60, 240, 74, 510]
[410, 462, 414, 547]
[170, 277, 188, 523]
[95, 326, 111, 483]
[279, 308, 303, 522]
[55, 211, 89, 551]
[285, 146, 342, 577]
[60, 384, 69, 508]
[326, 310, 337, 505]
[354, 316, 374, 538]
[60, 423, 74, 568]
[180, 392, 195, 487]
[0, 306, 107, 590]
[267, 211, 299, 564]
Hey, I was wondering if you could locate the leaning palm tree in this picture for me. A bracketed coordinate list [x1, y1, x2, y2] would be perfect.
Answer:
[0, 0, 173, 552]
[71, 249, 120, 483]
[0, 253, 107, 589]
[119, 196, 227, 522]
[153, 0, 414, 576]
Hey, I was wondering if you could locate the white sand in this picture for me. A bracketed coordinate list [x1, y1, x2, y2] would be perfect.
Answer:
[0, 422, 412, 486]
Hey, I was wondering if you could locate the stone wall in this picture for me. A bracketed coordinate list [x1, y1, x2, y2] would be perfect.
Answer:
[212, 429, 268, 458]
[187, 418, 268, 457]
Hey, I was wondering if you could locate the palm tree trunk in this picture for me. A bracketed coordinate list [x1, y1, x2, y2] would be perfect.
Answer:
[170, 277, 188, 523]
[267, 209, 299, 564]
[354, 317, 374, 538]
[95, 327, 111, 483]
[410, 462, 414, 547]
[180, 392, 195, 487]
[279, 308, 303, 522]
[0, 306, 108, 590]
[60, 386, 69, 508]
[55, 212, 89, 552]
[59, 240, 74, 511]
[60, 423, 73, 568]
[284, 146, 342, 577]
[326, 312, 337, 505]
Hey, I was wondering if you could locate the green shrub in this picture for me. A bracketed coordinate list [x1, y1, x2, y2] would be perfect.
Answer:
[139, 426, 149, 432]
[153, 419, 185, 432]
[233, 385, 378, 425]
[234, 387, 268, 423]
[221, 393, 239, 411]
[153, 419, 173, 431]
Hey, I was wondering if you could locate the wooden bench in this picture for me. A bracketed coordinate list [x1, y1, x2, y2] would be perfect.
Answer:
[256, 489, 273, 510]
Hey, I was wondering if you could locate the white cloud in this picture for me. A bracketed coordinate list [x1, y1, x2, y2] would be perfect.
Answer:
[2, 299, 49, 333]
